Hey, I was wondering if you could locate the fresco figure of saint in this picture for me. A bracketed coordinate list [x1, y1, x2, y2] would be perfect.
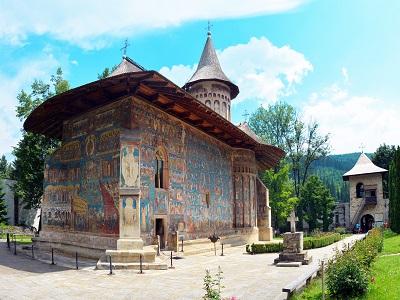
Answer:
[121, 145, 140, 188]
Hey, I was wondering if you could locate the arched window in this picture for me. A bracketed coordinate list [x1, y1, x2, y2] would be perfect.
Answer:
[222, 102, 227, 118]
[155, 148, 168, 189]
[205, 100, 212, 107]
[356, 183, 364, 198]
[214, 100, 220, 113]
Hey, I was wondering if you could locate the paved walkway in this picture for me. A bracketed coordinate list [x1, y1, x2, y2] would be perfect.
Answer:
[0, 235, 364, 300]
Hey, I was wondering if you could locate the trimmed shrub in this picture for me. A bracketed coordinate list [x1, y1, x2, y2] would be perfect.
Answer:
[246, 242, 283, 254]
[326, 254, 369, 298]
[326, 228, 384, 298]
[352, 228, 384, 269]
[303, 233, 341, 250]
[246, 232, 342, 253]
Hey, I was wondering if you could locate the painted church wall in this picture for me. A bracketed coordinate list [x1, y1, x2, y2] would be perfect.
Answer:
[42, 100, 125, 238]
[131, 98, 236, 242]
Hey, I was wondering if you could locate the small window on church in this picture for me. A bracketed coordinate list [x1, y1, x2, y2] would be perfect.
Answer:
[205, 193, 210, 208]
[213, 93, 216, 97]
[155, 148, 168, 189]
[205, 100, 211, 107]
[356, 182, 364, 198]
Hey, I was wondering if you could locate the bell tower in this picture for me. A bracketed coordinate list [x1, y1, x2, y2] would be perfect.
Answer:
[183, 29, 239, 121]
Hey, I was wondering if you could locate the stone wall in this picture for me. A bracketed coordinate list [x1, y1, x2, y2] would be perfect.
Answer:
[188, 81, 231, 120]
[332, 202, 350, 228]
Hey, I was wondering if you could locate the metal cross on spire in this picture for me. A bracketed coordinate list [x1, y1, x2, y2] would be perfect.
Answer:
[287, 210, 298, 233]
[120, 39, 130, 58]
[359, 143, 366, 153]
[206, 21, 213, 36]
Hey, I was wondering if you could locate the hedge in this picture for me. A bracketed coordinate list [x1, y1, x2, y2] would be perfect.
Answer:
[246, 232, 341, 254]
[326, 228, 384, 298]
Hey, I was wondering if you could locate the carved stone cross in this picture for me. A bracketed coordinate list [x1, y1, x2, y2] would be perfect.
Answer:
[287, 210, 298, 233]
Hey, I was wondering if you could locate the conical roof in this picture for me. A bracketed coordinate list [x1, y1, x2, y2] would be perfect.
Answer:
[183, 32, 239, 99]
[108, 56, 145, 77]
[343, 153, 387, 180]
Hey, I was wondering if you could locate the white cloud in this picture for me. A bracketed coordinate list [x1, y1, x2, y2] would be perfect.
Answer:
[0, 0, 306, 49]
[341, 67, 349, 83]
[159, 64, 196, 87]
[70, 60, 79, 66]
[160, 36, 313, 105]
[303, 84, 400, 154]
[0, 54, 59, 157]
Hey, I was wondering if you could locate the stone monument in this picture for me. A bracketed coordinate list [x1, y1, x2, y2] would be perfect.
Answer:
[274, 210, 312, 266]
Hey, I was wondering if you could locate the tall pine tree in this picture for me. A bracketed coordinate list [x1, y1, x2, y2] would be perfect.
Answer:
[389, 147, 400, 233]
[0, 183, 8, 224]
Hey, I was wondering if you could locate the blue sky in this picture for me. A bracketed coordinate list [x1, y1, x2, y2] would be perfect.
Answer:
[0, 0, 399, 159]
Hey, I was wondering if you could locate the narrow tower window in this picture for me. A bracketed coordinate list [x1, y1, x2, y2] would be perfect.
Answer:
[155, 148, 168, 189]
[356, 182, 364, 198]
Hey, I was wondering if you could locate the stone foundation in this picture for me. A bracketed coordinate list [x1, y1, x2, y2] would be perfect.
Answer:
[258, 226, 273, 241]
[274, 232, 311, 265]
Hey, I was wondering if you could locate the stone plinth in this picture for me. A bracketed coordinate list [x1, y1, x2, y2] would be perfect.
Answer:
[274, 232, 312, 265]
[258, 226, 273, 241]
[97, 189, 167, 270]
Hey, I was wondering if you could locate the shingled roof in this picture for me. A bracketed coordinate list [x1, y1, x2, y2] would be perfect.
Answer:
[24, 68, 284, 169]
[109, 56, 145, 76]
[183, 32, 239, 99]
[343, 153, 387, 181]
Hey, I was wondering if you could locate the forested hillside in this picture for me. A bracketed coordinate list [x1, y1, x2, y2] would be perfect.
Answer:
[310, 152, 372, 203]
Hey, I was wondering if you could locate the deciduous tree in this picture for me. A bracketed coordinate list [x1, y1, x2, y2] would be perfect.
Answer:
[373, 144, 397, 198]
[12, 68, 69, 209]
[300, 175, 335, 232]
[262, 162, 298, 232]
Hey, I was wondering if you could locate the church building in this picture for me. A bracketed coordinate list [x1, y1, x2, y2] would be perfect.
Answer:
[335, 153, 389, 232]
[24, 31, 284, 257]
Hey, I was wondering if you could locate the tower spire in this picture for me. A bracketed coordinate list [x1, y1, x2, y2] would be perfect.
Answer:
[182, 26, 239, 121]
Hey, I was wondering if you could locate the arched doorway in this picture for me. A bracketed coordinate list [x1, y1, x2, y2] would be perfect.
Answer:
[360, 214, 374, 233]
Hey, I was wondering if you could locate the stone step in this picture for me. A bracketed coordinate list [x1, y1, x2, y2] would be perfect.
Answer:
[276, 262, 302, 267]
[96, 257, 168, 270]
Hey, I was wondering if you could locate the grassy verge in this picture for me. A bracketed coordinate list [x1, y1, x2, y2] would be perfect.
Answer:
[293, 229, 400, 300]
[0, 233, 33, 244]
[381, 230, 400, 255]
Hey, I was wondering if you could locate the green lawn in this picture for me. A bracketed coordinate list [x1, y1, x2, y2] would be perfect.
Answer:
[293, 230, 400, 300]
[0, 233, 33, 244]
[359, 255, 400, 300]
[381, 230, 400, 255]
